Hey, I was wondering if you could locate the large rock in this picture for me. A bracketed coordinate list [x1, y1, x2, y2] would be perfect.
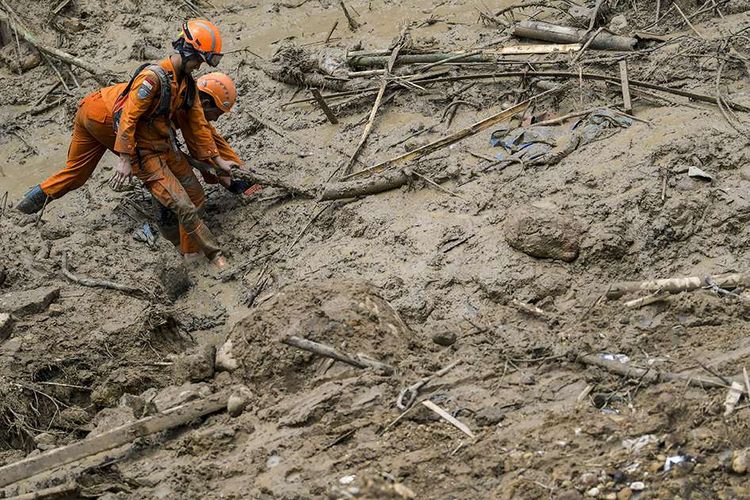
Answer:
[0, 286, 59, 317]
[504, 207, 583, 262]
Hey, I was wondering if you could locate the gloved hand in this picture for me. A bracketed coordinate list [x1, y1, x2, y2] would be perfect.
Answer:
[227, 180, 252, 194]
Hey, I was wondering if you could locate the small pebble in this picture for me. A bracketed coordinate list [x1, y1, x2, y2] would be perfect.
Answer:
[586, 486, 600, 497]
[732, 449, 748, 474]
[629, 481, 645, 491]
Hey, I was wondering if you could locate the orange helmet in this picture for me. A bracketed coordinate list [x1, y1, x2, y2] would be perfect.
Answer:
[176, 19, 223, 67]
[197, 72, 237, 113]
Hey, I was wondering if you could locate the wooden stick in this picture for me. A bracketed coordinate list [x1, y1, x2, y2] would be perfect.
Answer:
[342, 86, 562, 180]
[422, 400, 475, 438]
[673, 2, 705, 40]
[282, 335, 394, 375]
[310, 88, 339, 124]
[341, 41, 404, 177]
[0, 392, 229, 488]
[324, 19, 339, 44]
[61, 252, 145, 296]
[0, 4, 108, 85]
[607, 272, 750, 299]
[339, 0, 360, 31]
[619, 60, 633, 114]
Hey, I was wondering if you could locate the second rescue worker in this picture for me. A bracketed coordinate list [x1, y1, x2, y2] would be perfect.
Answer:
[110, 19, 234, 268]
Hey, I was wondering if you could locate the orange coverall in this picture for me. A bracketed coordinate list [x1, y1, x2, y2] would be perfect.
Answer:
[40, 58, 230, 257]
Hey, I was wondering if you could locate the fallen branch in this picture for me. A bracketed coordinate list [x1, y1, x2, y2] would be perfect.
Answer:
[578, 354, 749, 394]
[282, 335, 394, 375]
[61, 253, 145, 297]
[185, 155, 314, 198]
[606, 272, 750, 299]
[0, 392, 229, 488]
[0, 5, 109, 84]
[513, 20, 637, 51]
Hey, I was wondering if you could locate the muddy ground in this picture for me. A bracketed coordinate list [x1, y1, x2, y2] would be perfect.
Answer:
[2, 0, 750, 498]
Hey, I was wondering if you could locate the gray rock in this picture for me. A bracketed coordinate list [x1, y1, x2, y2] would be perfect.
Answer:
[732, 449, 748, 474]
[475, 406, 506, 427]
[0, 286, 59, 317]
[174, 345, 216, 383]
[609, 14, 628, 32]
[227, 385, 252, 417]
[0, 312, 13, 341]
[431, 330, 456, 346]
[505, 207, 583, 262]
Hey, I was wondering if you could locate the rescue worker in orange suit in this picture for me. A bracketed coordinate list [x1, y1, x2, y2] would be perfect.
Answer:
[16, 19, 234, 268]
[157, 72, 257, 251]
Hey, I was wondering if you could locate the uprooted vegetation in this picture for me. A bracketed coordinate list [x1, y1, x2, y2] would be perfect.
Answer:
[2, 0, 750, 497]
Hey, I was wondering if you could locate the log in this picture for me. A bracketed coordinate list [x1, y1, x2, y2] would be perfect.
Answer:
[513, 20, 637, 51]
[282, 335, 394, 375]
[619, 60, 632, 114]
[320, 170, 411, 200]
[0, 392, 229, 488]
[347, 44, 581, 67]
[606, 272, 750, 299]
[6, 482, 78, 499]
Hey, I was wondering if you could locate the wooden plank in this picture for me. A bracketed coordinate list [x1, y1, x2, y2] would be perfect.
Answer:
[0, 392, 229, 488]
[619, 60, 632, 114]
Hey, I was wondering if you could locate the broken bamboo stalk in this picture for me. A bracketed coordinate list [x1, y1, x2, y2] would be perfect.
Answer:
[578, 354, 748, 394]
[606, 272, 750, 299]
[347, 44, 581, 67]
[619, 60, 633, 114]
[342, 86, 562, 180]
[513, 20, 637, 51]
[0, 392, 229, 488]
[0, 5, 108, 84]
[282, 335, 394, 375]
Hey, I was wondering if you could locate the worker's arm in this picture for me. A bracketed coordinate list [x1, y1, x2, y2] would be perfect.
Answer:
[110, 71, 160, 190]
[181, 91, 238, 174]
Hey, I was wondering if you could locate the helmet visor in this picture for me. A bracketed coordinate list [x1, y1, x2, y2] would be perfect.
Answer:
[204, 52, 223, 67]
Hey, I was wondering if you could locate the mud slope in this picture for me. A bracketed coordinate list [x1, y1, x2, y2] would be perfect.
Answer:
[1, 0, 750, 498]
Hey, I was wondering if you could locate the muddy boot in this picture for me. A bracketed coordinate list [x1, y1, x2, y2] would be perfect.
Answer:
[15, 185, 49, 214]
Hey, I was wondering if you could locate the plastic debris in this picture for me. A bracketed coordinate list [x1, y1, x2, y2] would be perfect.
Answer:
[687, 166, 713, 181]
[622, 434, 658, 454]
[664, 455, 691, 471]
[599, 353, 630, 364]
[133, 222, 157, 247]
